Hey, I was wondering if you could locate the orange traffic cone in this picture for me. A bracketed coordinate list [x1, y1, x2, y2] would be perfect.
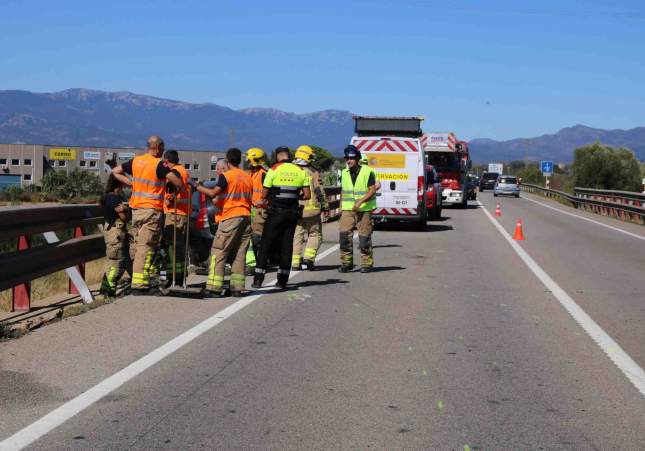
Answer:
[495, 203, 502, 217]
[513, 219, 525, 240]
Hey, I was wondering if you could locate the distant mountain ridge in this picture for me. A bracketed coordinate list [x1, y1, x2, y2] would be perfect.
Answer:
[469, 125, 645, 163]
[0, 88, 355, 151]
[0, 89, 643, 162]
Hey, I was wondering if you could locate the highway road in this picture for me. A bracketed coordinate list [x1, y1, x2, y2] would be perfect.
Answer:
[1, 192, 644, 450]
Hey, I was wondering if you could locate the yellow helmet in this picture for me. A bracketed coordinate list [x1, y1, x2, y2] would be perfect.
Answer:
[246, 147, 266, 166]
[294, 145, 314, 162]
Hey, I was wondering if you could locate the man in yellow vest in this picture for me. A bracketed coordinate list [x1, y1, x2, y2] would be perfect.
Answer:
[339, 145, 377, 273]
[162, 150, 191, 287]
[244, 147, 268, 274]
[196, 148, 253, 298]
[291, 145, 328, 271]
[112, 136, 183, 294]
[252, 146, 311, 290]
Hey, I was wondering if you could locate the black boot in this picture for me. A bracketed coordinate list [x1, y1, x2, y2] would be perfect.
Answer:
[303, 259, 315, 271]
[276, 272, 289, 290]
[252, 272, 264, 289]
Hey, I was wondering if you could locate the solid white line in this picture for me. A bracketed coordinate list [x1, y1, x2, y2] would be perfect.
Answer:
[477, 200, 645, 398]
[522, 194, 645, 242]
[0, 243, 341, 451]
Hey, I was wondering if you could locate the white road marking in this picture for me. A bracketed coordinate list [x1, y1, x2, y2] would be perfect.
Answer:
[0, 243, 341, 451]
[477, 200, 645, 397]
[522, 194, 645, 242]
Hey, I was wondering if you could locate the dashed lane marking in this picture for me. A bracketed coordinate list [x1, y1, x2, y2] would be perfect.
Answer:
[521, 195, 645, 242]
[0, 244, 341, 451]
[477, 200, 645, 398]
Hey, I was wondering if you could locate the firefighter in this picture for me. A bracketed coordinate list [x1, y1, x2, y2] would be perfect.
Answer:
[252, 146, 311, 290]
[291, 145, 328, 271]
[196, 148, 253, 297]
[245, 147, 268, 275]
[99, 174, 133, 297]
[162, 150, 191, 287]
[339, 145, 377, 273]
[112, 136, 183, 294]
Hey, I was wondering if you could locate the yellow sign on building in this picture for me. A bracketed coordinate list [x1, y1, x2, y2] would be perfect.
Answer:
[48, 148, 77, 160]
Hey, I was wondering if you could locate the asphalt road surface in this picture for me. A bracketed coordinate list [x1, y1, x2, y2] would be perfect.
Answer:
[1, 193, 644, 450]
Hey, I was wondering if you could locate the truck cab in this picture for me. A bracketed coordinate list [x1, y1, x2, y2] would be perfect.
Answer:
[423, 134, 471, 208]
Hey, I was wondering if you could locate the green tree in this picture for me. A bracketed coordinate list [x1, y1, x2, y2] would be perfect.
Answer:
[571, 142, 641, 191]
[42, 169, 103, 201]
[516, 163, 545, 185]
[310, 145, 335, 171]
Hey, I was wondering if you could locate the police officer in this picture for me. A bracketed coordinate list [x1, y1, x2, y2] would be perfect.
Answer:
[339, 145, 377, 273]
[196, 148, 253, 297]
[162, 150, 191, 287]
[252, 146, 311, 290]
[112, 136, 183, 294]
[99, 174, 133, 297]
[245, 147, 269, 274]
[291, 145, 328, 271]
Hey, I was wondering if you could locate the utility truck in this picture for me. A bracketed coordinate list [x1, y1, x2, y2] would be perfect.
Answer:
[422, 133, 471, 208]
[350, 116, 428, 229]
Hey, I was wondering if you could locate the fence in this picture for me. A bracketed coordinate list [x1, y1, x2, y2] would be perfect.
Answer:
[520, 184, 645, 225]
[1, 188, 343, 313]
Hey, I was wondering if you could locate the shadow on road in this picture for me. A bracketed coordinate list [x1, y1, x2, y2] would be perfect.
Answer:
[426, 224, 453, 232]
[363, 266, 405, 273]
[266, 278, 349, 293]
[373, 244, 403, 249]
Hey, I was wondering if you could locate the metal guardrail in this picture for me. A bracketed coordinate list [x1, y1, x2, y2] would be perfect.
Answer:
[1, 189, 343, 313]
[520, 184, 645, 225]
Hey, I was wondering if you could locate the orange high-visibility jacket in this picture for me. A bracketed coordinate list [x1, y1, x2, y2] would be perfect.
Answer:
[220, 167, 252, 221]
[251, 167, 267, 208]
[130, 153, 165, 210]
[164, 164, 190, 216]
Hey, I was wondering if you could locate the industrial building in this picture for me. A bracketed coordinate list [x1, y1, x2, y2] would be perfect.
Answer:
[0, 143, 225, 189]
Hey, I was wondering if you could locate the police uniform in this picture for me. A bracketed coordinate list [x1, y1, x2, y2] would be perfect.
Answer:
[100, 192, 133, 296]
[291, 166, 327, 270]
[163, 164, 191, 284]
[122, 154, 177, 290]
[253, 161, 309, 288]
[206, 167, 253, 295]
[339, 164, 376, 271]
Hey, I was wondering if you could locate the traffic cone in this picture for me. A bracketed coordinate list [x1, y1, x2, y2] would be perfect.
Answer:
[495, 203, 502, 217]
[513, 219, 525, 241]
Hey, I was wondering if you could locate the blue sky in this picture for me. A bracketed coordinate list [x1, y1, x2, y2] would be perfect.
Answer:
[1, 0, 644, 140]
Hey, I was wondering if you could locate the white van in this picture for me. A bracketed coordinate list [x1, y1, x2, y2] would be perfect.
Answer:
[350, 133, 427, 228]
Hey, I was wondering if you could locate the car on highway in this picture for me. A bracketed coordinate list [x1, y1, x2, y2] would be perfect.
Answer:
[494, 175, 520, 197]
[479, 172, 499, 191]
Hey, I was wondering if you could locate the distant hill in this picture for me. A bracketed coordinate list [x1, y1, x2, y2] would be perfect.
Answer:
[0, 89, 354, 152]
[0, 89, 643, 162]
[469, 125, 645, 163]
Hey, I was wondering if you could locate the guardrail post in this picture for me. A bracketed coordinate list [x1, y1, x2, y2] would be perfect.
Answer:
[68, 227, 85, 295]
[12, 235, 31, 312]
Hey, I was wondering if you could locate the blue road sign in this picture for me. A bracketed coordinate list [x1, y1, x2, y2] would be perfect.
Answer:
[540, 160, 554, 175]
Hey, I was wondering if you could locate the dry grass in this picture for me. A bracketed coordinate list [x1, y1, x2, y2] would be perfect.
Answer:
[0, 257, 109, 312]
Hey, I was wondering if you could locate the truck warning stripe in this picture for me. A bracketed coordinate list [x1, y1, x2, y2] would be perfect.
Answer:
[373, 208, 418, 215]
[354, 139, 418, 152]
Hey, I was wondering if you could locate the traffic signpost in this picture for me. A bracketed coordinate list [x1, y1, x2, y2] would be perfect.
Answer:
[541, 161, 554, 189]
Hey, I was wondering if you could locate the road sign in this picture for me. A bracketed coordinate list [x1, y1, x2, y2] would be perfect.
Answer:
[540, 160, 554, 176]
[488, 163, 503, 174]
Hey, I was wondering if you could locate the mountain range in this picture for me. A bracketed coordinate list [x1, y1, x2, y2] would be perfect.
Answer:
[0, 89, 643, 163]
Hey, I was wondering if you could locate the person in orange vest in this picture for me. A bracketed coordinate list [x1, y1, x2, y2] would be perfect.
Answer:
[196, 148, 253, 297]
[112, 136, 183, 294]
[162, 150, 191, 287]
[245, 147, 268, 274]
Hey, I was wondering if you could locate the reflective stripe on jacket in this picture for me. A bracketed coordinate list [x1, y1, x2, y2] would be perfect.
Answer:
[251, 167, 267, 208]
[130, 154, 164, 210]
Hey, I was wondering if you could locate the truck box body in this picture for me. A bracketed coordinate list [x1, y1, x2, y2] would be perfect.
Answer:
[351, 134, 426, 222]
